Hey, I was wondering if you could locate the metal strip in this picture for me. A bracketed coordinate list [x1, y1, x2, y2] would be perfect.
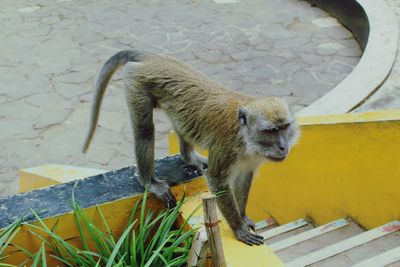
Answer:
[269, 218, 349, 252]
[260, 219, 309, 241]
[286, 221, 400, 267]
[351, 246, 400, 267]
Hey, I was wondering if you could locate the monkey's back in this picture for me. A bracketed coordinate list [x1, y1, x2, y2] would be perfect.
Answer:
[134, 55, 255, 148]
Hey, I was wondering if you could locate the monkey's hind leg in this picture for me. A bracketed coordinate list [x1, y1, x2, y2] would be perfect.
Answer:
[126, 89, 176, 208]
[176, 134, 208, 171]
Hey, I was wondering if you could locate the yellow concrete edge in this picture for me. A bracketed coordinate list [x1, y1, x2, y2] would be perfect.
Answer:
[3, 194, 148, 265]
[20, 164, 108, 192]
[297, 109, 400, 125]
[4, 173, 208, 265]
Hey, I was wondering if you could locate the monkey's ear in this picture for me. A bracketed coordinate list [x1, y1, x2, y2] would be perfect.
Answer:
[238, 106, 249, 126]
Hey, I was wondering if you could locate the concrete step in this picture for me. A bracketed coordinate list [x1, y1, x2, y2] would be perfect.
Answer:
[257, 218, 314, 245]
[285, 220, 400, 267]
[257, 218, 400, 266]
[351, 246, 400, 267]
[273, 219, 364, 262]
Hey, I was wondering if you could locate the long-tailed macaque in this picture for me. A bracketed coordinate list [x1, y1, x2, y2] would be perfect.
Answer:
[83, 50, 299, 245]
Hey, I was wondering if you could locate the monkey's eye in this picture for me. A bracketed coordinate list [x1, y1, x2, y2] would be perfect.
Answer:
[262, 127, 279, 134]
[280, 123, 290, 131]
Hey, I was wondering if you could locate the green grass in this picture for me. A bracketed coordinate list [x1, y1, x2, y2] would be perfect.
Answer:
[1, 187, 197, 267]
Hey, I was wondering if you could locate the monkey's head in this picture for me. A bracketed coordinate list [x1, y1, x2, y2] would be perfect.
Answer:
[238, 97, 299, 161]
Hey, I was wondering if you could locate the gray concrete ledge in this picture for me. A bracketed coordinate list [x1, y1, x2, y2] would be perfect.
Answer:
[298, 0, 398, 116]
[0, 155, 201, 229]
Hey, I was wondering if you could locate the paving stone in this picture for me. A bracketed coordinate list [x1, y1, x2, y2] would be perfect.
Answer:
[290, 69, 319, 91]
[0, 96, 8, 104]
[254, 42, 273, 51]
[162, 41, 191, 53]
[53, 81, 92, 99]
[337, 47, 362, 57]
[18, 5, 41, 13]
[299, 53, 322, 65]
[156, 122, 172, 135]
[312, 17, 341, 28]
[55, 71, 91, 84]
[330, 62, 354, 74]
[326, 27, 353, 40]
[195, 50, 223, 64]
[316, 47, 337, 56]
[41, 16, 60, 24]
[24, 92, 65, 108]
[281, 60, 310, 76]
[0, 100, 40, 121]
[274, 37, 309, 49]
[97, 110, 128, 133]
[85, 146, 116, 166]
[0, 120, 37, 139]
[34, 107, 71, 129]
[318, 42, 345, 50]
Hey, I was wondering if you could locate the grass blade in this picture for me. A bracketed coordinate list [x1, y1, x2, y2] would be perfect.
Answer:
[143, 235, 171, 267]
[40, 243, 47, 267]
[31, 243, 44, 267]
[96, 205, 116, 246]
[71, 185, 96, 265]
[49, 254, 74, 267]
[105, 221, 136, 267]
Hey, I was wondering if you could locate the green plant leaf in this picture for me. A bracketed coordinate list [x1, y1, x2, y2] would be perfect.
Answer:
[31, 243, 44, 267]
[105, 221, 135, 267]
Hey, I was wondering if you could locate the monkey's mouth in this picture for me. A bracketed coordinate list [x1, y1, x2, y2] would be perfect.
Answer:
[266, 155, 286, 162]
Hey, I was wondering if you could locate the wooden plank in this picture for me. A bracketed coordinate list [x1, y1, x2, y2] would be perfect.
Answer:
[269, 218, 349, 252]
[203, 196, 227, 267]
[286, 221, 400, 267]
[260, 219, 309, 241]
[351, 246, 400, 267]
[187, 228, 208, 267]
[255, 217, 277, 231]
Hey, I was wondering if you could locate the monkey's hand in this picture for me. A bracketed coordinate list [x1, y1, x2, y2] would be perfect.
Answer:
[235, 225, 264, 246]
[149, 180, 177, 209]
[243, 215, 256, 231]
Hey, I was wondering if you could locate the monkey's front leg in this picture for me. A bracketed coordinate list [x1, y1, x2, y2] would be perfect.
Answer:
[234, 171, 256, 231]
[213, 184, 264, 246]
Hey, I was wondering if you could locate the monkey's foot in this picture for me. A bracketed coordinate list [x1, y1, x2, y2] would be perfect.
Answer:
[235, 227, 264, 246]
[149, 180, 177, 209]
[186, 152, 208, 171]
[243, 215, 256, 231]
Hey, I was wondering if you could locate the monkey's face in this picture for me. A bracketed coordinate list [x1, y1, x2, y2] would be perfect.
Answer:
[238, 100, 299, 161]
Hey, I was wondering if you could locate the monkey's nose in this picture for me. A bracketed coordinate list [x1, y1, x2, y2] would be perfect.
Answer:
[278, 143, 286, 151]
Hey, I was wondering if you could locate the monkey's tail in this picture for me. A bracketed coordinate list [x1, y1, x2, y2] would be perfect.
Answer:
[82, 50, 143, 153]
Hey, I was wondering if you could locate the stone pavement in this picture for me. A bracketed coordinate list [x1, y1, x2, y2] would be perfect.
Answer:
[0, 0, 361, 196]
[355, 0, 400, 112]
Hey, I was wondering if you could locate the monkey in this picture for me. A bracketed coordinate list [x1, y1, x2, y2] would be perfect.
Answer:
[82, 49, 299, 246]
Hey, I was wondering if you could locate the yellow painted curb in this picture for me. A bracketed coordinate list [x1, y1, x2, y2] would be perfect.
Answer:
[19, 164, 107, 192]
